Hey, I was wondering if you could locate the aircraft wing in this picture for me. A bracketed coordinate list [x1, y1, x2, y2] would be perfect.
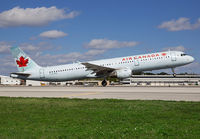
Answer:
[82, 62, 116, 77]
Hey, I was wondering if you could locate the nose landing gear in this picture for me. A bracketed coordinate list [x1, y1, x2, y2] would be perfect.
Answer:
[171, 68, 176, 77]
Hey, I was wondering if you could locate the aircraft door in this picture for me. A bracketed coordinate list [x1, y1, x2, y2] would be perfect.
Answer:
[171, 52, 177, 61]
[39, 68, 45, 79]
[134, 60, 139, 66]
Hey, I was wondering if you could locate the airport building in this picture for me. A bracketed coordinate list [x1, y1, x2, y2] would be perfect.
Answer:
[121, 75, 200, 86]
[26, 80, 49, 86]
[0, 75, 21, 85]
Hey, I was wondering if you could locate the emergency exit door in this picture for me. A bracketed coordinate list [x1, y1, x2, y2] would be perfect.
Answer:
[134, 60, 139, 66]
[39, 68, 45, 79]
[171, 52, 177, 61]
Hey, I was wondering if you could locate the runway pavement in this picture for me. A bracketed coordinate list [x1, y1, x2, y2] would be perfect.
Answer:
[0, 86, 200, 101]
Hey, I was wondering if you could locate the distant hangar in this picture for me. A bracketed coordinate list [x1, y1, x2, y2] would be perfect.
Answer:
[122, 75, 200, 86]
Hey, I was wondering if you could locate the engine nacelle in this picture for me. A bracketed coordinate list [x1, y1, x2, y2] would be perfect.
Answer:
[113, 68, 132, 79]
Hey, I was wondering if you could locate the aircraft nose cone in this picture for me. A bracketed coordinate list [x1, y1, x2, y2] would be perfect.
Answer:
[189, 56, 195, 63]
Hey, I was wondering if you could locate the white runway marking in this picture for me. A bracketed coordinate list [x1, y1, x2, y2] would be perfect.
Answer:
[0, 86, 200, 101]
[61, 92, 102, 98]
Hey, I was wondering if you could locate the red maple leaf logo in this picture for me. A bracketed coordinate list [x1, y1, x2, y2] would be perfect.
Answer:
[162, 53, 167, 56]
[16, 56, 29, 67]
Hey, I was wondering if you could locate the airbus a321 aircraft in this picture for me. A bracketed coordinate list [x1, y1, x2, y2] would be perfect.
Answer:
[10, 47, 194, 86]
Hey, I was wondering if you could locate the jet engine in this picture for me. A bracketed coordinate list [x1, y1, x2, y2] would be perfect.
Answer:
[111, 68, 132, 79]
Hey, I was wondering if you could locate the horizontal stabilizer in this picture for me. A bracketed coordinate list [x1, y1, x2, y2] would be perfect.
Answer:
[10, 72, 31, 78]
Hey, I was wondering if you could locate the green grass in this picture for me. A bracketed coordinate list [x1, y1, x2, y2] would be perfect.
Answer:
[0, 97, 199, 138]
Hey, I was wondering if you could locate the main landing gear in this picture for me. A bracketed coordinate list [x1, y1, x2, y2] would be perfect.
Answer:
[101, 79, 107, 87]
[171, 68, 176, 77]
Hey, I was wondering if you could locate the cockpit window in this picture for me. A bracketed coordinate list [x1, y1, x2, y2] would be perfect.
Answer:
[181, 53, 187, 56]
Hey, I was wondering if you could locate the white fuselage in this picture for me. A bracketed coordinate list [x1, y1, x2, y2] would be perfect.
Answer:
[25, 51, 194, 82]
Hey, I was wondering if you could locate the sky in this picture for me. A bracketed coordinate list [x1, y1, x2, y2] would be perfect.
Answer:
[0, 0, 200, 75]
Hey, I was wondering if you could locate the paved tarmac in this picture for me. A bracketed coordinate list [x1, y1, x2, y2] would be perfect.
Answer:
[0, 86, 200, 101]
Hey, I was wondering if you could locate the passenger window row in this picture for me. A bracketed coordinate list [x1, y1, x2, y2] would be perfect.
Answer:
[49, 67, 85, 74]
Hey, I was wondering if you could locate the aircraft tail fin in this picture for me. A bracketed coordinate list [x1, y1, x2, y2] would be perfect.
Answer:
[10, 47, 41, 72]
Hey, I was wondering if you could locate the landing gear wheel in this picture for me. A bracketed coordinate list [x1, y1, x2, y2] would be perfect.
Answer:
[101, 80, 107, 87]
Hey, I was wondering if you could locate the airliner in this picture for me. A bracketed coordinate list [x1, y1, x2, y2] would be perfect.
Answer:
[10, 47, 194, 86]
